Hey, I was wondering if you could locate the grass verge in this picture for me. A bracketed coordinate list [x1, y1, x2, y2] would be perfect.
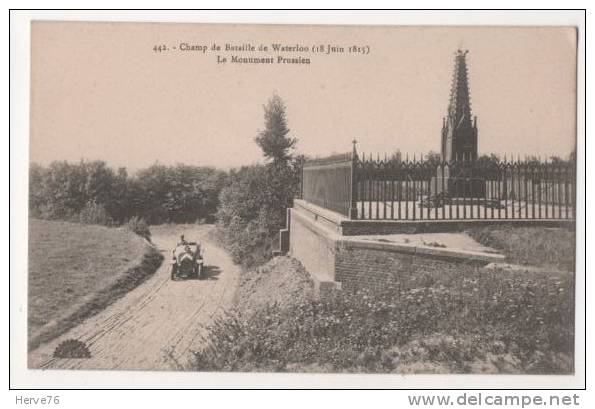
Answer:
[467, 226, 575, 271]
[192, 227, 574, 374]
[28, 219, 163, 351]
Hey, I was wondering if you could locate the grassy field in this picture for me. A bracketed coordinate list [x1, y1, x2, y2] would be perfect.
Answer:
[28, 218, 162, 350]
[468, 226, 575, 271]
[192, 226, 575, 374]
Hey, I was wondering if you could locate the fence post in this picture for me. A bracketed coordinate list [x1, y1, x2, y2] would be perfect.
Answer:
[300, 156, 304, 200]
[349, 140, 359, 219]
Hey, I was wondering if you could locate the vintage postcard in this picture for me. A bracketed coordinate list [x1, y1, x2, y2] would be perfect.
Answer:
[15, 17, 581, 387]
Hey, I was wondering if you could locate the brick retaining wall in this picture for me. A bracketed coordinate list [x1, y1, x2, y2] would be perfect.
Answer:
[334, 245, 471, 292]
[288, 204, 504, 295]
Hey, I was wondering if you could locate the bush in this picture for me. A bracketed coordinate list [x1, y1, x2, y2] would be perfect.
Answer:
[53, 339, 91, 358]
[126, 216, 151, 241]
[78, 201, 113, 226]
[216, 163, 299, 267]
[192, 265, 574, 374]
[215, 95, 301, 267]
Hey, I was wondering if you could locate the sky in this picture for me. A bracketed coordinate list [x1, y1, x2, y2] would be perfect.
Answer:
[30, 22, 577, 170]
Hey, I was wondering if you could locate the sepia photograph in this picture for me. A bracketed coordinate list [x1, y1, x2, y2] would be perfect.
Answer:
[9, 10, 586, 392]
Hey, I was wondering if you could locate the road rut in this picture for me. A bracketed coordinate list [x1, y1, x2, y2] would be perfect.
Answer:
[28, 224, 240, 371]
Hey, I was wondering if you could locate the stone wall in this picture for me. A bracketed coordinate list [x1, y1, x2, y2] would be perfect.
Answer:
[289, 208, 338, 288]
[293, 198, 572, 237]
[287, 204, 504, 295]
[340, 218, 573, 236]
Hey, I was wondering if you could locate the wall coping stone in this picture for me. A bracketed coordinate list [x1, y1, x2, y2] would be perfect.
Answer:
[294, 199, 574, 236]
[292, 204, 505, 264]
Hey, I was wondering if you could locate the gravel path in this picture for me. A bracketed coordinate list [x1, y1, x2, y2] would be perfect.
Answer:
[28, 224, 240, 371]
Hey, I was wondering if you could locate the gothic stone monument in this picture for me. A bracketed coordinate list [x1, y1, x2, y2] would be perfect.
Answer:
[431, 49, 485, 199]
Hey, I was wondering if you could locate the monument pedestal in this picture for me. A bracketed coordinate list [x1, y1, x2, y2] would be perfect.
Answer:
[430, 166, 486, 198]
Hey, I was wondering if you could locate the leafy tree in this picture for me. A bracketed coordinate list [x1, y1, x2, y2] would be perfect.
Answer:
[477, 154, 501, 164]
[29, 163, 46, 217]
[105, 167, 132, 223]
[549, 156, 564, 164]
[425, 151, 441, 165]
[217, 95, 301, 266]
[254, 95, 297, 165]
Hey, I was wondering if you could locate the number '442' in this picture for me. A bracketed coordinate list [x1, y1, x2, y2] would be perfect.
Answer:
[153, 45, 168, 52]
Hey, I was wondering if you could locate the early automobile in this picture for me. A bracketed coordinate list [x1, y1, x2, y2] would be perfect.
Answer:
[171, 236, 204, 280]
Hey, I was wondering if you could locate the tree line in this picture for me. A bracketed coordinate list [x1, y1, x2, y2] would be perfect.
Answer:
[30, 95, 302, 266]
[29, 161, 228, 226]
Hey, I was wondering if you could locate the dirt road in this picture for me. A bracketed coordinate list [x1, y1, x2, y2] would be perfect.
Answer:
[28, 224, 240, 371]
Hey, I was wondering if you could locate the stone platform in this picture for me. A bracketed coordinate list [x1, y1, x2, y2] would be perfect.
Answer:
[287, 200, 506, 295]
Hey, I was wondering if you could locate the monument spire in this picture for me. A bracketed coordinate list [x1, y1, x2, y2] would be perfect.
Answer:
[441, 49, 478, 162]
[448, 49, 472, 129]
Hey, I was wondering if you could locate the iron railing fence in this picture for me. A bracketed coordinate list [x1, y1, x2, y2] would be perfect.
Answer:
[353, 157, 575, 221]
[300, 153, 576, 222]
[301, 153, 354, 217]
